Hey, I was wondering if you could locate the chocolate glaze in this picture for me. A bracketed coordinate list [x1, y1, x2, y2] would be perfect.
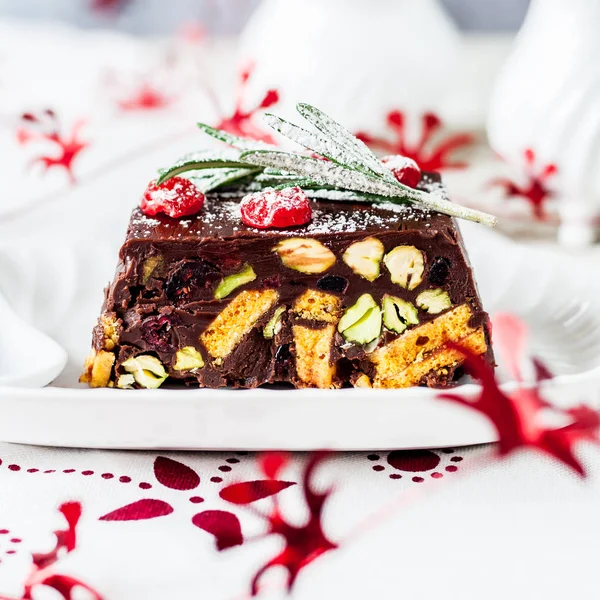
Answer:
[94, 174, 494, 388]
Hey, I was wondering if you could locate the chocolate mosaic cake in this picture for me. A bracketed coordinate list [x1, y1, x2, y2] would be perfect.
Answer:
[81, 103, 495, 389]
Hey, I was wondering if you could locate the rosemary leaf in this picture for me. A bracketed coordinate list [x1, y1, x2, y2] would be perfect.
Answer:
[197, 122, 275, 151]
[304, 188, 405, 204]
[242, 149, 497, 226]
[263, 113, 367, 171]
[296, 103, 397, 183]
[240, 150, 425, 201]
[150, 104, 498, 227]
[157, 158, 257, 185]
[189, 168, 260, 193]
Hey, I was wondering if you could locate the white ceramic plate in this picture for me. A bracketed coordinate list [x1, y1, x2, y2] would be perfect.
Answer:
[0, 222, 599, 450]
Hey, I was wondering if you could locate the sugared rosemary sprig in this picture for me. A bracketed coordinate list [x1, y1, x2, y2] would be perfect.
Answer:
[157, 104, 497, 227]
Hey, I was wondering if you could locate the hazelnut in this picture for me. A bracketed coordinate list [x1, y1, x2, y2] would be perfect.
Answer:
[214, 263, 256, 300]
[121, 354, 168, 389]
[273, 238, 336, 274]
[263, 306, 286, 339]
[337, 294, 382, 345]
[173, 346, 205, 371]
[342, 237, 384, 281]
[382, 295, 419, 334]
[416, 288, 452, 314]
[383, 245, 424, 290]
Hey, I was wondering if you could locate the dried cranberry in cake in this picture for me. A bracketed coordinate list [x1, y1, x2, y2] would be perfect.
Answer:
[317, 275, 349, 295]
[141, 177, 205, 219]
[140, 315, 179, 352]
[165, 259, 221, 302]
[240, 186, 312, 229]
[261, 275, 281, 289]
[381, 155, 421, 188]
[428, 257, 451, 286]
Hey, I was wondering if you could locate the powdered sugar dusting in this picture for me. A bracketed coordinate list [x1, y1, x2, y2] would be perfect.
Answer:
[130, 212, 161, 234]
[128, 190, 439, 241]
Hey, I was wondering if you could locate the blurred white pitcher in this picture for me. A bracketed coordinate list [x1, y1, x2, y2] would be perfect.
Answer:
[488, 0, 600, 246]
[239, 0, 461, 134]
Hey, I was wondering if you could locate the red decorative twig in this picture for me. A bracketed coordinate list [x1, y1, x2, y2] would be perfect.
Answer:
[356, 110, 474, 171]
[489, 148, 557, 220]
[439, 313, 599, 476]
[214, 63, 280, 144]
[0, 502, 102, 600]
[16, 110, 88, 184]
[223, 452, 338, 597]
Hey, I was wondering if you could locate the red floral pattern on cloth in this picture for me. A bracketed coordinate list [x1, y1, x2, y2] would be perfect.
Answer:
[97, 455, 296, 553]
[16, 110, 88, 183]
[220, 479, 296, 504]
[192, 511, 244, 551]
[0, 503, 102, 600]
[356, 110, 474, 171]
[214, 63, 280, 144]
[489, 148, 558, 220]
[0, 438, 596, 598]
[232, 452, 338, 597]
[366, 448, 464, 482]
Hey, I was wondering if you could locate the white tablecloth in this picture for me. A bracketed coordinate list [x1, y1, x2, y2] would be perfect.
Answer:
[1, 444, 599, 600]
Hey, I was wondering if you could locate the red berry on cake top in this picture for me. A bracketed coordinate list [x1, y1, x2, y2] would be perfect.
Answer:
[381, 155, 422, 188]
[141, 177, 205, 218]
[240, 186, 312, 229]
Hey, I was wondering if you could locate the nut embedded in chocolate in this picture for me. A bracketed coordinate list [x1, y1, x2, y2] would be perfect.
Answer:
[416, 288, 452, 314]
[382, 295, 419, 334]
[263, 306, 286, 339]
[274, 238, 336, 274]
[142, 255, 163, 284]
[338, 294, 382, 345]
[342, 236, 384, 281]
[214, 263, 256, 300]
[116, 373, 135, 389]
[383, 245, 425, 290]
[173, 346, 204, 371]
[121, 354, 168, 389]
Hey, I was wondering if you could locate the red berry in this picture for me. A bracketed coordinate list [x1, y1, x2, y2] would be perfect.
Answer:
[141, 177, 205, 219]
[140, 315, 179, 352]
[240, 186, 312, 229]
[381, 155, 421, 188]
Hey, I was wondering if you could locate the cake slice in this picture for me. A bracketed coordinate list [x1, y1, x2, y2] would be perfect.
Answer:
[81, 104, 495, 389]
